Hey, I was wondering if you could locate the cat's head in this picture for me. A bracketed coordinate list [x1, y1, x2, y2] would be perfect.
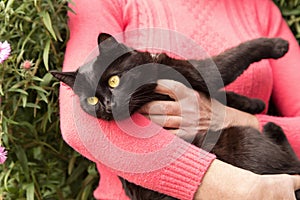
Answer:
[51, 33, 158, 120]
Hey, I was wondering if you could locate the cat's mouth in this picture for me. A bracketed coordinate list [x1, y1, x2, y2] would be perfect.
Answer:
[98, 113, 114, 121]
[98, 104, 132, 121]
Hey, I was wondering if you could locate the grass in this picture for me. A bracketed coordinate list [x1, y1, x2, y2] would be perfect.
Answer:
[0, 1, 98, 199]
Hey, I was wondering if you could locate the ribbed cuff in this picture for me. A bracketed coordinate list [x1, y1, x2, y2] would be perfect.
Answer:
[158, 144, 216, 200]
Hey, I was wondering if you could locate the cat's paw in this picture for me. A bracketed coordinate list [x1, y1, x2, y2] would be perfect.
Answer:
[247, 98, 265, 114]
[270, 38, 289, 59]
[263, 122, 283, 133]
[263, 122, 286, 143]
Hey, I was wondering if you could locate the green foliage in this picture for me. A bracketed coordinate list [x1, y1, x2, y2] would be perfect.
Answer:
[274, 0, 300, 43]
[0, 0, 299, 200]
[0, 0, 98, 199]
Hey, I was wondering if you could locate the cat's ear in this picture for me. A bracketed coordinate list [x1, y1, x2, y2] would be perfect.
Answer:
[50, 71, 77, 89]
[98, 33, 119, 51]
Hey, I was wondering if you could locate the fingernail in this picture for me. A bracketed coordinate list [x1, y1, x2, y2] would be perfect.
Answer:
[157, 79, 175, 86]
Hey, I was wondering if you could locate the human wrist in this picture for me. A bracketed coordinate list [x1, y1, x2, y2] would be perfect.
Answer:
[225, 106, 260, 130]
[194, 159, 258, 200]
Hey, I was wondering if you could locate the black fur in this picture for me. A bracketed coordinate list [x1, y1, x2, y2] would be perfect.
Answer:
[51, 33, 300, 199]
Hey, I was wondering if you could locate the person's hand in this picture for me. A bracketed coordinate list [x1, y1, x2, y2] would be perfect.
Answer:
[139, 79, 260, 142]
[194, 159, 300, 200]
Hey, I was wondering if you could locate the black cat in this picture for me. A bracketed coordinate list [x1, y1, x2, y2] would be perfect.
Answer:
[51, 33, 300, 199]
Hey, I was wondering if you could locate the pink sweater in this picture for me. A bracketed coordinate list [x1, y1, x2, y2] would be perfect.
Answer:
[61, 0, 300, 199]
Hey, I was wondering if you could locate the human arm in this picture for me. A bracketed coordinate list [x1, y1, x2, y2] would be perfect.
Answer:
[61, 1, 217, 199]
[195, 159, 300, 200]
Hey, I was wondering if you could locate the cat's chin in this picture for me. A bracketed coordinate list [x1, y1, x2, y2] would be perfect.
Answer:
[109, 113, 132, 121]
[92, 111, 114, 121]
[100, 115, 114, 121]
[96, 111, 131, 121]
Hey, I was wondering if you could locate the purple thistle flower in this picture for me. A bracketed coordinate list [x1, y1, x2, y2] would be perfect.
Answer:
[0, 41, 11, 64]
[0, 146, 7, 164]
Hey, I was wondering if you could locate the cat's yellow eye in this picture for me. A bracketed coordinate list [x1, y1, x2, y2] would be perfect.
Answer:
[108, 75, 120, 88]
[87, 97, 99, 105]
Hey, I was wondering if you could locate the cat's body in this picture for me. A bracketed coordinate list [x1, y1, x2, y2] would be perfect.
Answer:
[51, 33, 300, 199]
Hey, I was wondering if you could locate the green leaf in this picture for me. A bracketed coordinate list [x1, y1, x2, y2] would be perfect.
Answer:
[38, 91, 48, 103]
[15, 145, 30, 181]
[43, 39, 51, 71]
[0, 85, 3, 96]
[296, 21, 300, 33]
[21, 94, 28, 108]
[68, 154, 77, 175]
[8, 88, 28, 95]
[33, 146, 42, 161]
[41, 11, 57, 41]
[28, 85, 48, 94]
[3, 117, 19, 125]
[67, 161, 89, 184]
[32, 76, 44, 82]
[25, 103, 41, 109]
[41, 73, 54, 86]
[26, 182, 34, 200]
[81, 185, 93, 200]
[10, 81, 26, 89]
[4, 162, 15, 191]
[282, 7, 300, 16]
[4, 0, 14, 13]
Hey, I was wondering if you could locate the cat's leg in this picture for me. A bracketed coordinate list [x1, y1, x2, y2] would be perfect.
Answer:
[210, 38, 289, 87]
[214, 91, 265, 114]
[263, 122, 298, 159]
[159, 38, 288, 94]
[182, 38, 289, 94]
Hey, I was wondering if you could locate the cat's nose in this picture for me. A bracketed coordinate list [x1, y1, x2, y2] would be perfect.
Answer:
[104, 100, 116, 113]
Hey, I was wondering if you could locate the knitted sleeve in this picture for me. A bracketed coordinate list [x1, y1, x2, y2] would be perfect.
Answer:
[255, 0, 300, 157]
[61, 0, 216, 199]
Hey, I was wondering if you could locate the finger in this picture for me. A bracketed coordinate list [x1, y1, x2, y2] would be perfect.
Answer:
[167, 129, 179, 135]
[155, 79, 193, 100]
[140, 114, 150, 120]
[292, 175, 300, 190]
[148, 114, 182, 128]
[138, 101, 181, 115]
